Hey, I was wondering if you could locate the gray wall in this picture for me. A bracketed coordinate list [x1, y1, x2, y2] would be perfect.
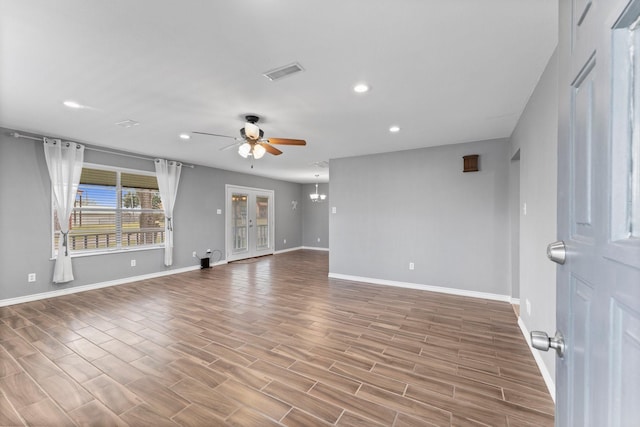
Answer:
[509, 151, 521, 299]
[509, 49, 558, 380]
[0, 128, 303, 301]
[329, 138, 511, 296]
[301, 183, 329, 249]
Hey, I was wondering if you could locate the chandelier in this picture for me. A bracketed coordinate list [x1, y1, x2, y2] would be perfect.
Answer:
[309, 175, 326, 202]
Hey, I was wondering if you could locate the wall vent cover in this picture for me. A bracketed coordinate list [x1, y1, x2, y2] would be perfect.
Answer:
[263, 62, 304, 81]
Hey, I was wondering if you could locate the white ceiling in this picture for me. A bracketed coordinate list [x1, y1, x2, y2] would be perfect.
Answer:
[0, 0, 557, 183]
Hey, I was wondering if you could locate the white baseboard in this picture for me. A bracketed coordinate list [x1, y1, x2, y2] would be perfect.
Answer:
[517, 317, 556, 402]
[275, 246, 329, 255]
[0, 262, 226, 308]
[301, 246, 329, 252]
[511, 297, 521, 305]
[327, 273, 511, 302]
[275, 246, 303, 254]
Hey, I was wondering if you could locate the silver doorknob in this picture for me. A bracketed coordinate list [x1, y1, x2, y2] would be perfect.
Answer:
[547, 240, 566, 264]
[531, 330, 565, 357]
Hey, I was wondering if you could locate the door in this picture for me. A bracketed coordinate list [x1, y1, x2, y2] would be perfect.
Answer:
[556, 0, 640, 425]
[226, 185, 274, 262]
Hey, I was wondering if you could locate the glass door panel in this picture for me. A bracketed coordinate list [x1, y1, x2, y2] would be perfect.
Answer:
[256, 196, 269, 250]
[232, 193, 248, 254]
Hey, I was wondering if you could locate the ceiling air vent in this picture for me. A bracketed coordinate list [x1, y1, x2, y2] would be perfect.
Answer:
[311, 160, 329, 168]
[115, 119, 140, 128]
[263, 62, 304, 81]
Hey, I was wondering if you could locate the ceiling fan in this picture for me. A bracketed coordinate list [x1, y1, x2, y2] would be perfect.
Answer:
[193, 115, 306, 159]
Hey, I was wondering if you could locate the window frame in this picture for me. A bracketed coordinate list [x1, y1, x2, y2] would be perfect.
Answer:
[51, 163, 164, 258]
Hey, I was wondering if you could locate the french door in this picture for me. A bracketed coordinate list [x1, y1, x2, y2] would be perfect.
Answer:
[225, 185, 274, 262]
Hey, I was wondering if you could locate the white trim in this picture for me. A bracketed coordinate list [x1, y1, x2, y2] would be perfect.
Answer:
[301, 246, 329, 252]
[59, 245, 163, 260]
[518, 317, 556, 402]
[327, 273, 511, 302]
[275, 246, 329, 254]
[275, 246, 303, 254]
[511, 297, 521, 305]
[0, 263, 227, 308]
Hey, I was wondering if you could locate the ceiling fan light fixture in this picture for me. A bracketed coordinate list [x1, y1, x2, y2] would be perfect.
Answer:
[253, 144, 266, 159]
[198, 114, 305, 160]
[245, 122, 260, 140]
[238, 142, 251, 158]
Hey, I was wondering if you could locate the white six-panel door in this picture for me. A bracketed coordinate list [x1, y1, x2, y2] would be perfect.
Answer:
[556, 0, 640, 424]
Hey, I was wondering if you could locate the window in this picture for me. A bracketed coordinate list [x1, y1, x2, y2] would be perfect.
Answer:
[53, 165, 164, 255]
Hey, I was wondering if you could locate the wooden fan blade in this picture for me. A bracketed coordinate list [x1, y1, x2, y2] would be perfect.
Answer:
[258, 142, 283, 156]
[193, 131, 238, 140]
[267, 138, 306, 146]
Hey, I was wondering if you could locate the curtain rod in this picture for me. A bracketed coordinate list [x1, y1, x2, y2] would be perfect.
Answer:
[9, 131, 195, 168]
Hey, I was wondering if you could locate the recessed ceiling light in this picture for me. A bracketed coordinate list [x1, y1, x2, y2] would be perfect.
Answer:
[63, 100, 83, 109]
[353, 83, 370, 93]
[179, 133, 190, 140]
[389, 126, 400, 133]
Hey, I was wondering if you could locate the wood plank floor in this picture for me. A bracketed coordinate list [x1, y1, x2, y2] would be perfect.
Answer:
[0, 250, 554, 426]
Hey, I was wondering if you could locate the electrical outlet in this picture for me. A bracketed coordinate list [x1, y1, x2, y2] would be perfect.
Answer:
[523, 202, 527, 216]
[192, 251, 197, 258]
[216, 209, 222, 215]
[409, 262, 415, 270]
[317, 237, 321, 242]
[332, 207, 337, 214]
[27, 273, 36, 282]
[283, 239, 287, 244]
[526, 298, 531, 316]
[206, 249, 211, 254]
[130, 259, 136, 267]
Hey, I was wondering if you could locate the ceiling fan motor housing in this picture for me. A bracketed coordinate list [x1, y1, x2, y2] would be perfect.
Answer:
[240, 127, 264, 140]
[242, 115, 262, 139]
